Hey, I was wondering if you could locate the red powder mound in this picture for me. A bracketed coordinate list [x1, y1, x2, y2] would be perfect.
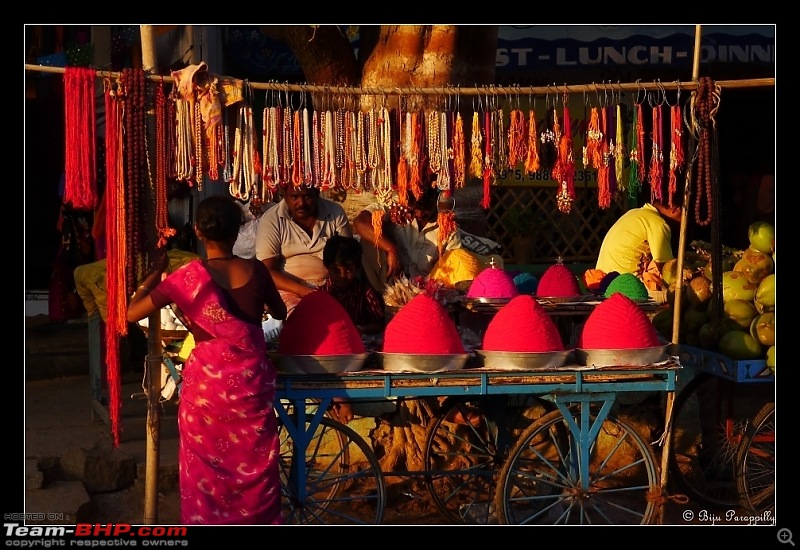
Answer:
[536, 264, 582, 297]
[483, 295, 564, 352]
[277, 290, 365, 355]
[383, 293, 465, 354]
[576, 293, 661, 349]
[467, 268, 519, 299]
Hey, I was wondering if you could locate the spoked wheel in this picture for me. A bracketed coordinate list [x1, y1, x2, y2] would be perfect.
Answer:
[278, 414, 386, 524]
[423, 395, 552, 524]
[669, 373, 774, 507]
[735, 401, 775, 515]
[495, 408, 660, 525]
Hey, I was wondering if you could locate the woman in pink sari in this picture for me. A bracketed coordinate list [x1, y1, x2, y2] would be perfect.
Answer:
[128, 194, 287, 525]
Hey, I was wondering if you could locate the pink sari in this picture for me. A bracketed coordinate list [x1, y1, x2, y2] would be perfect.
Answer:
[156, 260, 282, 525]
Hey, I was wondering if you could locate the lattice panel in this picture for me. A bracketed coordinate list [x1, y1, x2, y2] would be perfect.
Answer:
[486, 186, 629, 264]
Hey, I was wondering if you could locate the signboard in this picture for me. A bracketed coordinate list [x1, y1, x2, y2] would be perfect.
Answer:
[223, 25, 775, 81]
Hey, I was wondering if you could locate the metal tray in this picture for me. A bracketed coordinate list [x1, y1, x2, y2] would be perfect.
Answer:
[536, 295, 600, 304]
[574, 345, 668, 367]
[270, 354, 369, 374]
[379, 353, 470, 373]
[475, 349, 571, 370]
[464, 297, 511, 313]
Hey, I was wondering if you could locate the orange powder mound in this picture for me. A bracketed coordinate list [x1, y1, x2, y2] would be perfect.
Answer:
[383, 293, 465, 354]
[277, 290, 365, 355]
[466, 268, 519, 299]
[483, 295, 564, 352]
[536, 263, 582, 297]
[583, 268, 606, 292]
[576, 293, 660, 349]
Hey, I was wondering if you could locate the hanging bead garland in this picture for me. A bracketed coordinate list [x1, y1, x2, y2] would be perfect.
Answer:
[154, 82, 177, 248]
[689, 77, 720, 227]
[469, 110, 484, 179]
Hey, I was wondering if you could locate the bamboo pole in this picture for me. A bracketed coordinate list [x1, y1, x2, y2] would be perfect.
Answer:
[23, 63, 774, 95]
[139, 24, 163, 526]
[657, 23, 705, 524]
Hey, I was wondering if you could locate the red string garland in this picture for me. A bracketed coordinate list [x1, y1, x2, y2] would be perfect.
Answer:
[63, 67, 98, 210]
[555, 100, 576, 214]
[480, 110, 493, 209]
[649, 102, 664, 203]
[668, 103, 685, 208]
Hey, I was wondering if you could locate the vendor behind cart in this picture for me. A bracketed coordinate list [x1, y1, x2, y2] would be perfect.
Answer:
[595, 197, 683, 291]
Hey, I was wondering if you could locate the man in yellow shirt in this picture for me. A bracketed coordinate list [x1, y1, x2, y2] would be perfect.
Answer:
[595, 200, 682, 290]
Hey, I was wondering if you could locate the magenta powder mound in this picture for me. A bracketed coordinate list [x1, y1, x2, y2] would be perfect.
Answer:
[536, 264, 582, 298]
[277, 290, 365, 355]
[483, 295, 564, 352]
[604, 272, 649, 300]
[576, 293, 660, 349]
[383, 293, 465, 354]
[466, 268, 519, 299]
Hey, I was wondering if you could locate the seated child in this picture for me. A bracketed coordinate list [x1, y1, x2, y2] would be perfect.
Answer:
[320, 235, 387, 423]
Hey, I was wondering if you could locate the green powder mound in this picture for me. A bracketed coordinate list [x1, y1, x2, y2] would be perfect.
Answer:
[603, 272, 649, 300]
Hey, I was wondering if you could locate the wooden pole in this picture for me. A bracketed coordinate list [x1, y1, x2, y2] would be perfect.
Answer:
[139, 24, 163, 526]
[657, 23, 704, 524]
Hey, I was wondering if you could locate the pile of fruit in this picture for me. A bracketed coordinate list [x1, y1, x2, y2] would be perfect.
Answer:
[652, 221, 775, 373]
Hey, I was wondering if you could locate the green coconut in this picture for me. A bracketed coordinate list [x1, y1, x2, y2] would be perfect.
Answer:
[662, 259, 680, 289]
[754, 273, 775, 311]
[733, 247, 774, 285]
[686, 275, 712, 308]
[719, 270, 757, 303]
[748, 221, 775, 254]
[683, 307, 709, 333]
[749, 312, 775, 346]
[698, 322, 722, 350]
[723, 299, 758, 332]
[651, 308, 675, 340]
[718, 330, 763, 360]
[766, 345, 775, 371]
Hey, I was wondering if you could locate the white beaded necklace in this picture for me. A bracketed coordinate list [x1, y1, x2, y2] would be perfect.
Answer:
[174, 98, 194, 182]
[302, 107, 314, 186]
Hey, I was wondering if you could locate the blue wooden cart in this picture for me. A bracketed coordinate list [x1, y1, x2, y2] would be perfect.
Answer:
[275, 360, 680, 525]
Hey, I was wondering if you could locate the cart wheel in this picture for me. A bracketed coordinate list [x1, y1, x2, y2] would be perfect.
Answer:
[278, 415, 386, 524]
[494, 408, 660, 525]
[735, 401, 775, 515]
[423, 395, 552, 524]
[669, 373, 773, 507]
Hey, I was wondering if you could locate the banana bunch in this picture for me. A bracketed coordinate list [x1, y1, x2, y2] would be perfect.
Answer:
[383, 274, 424, 307]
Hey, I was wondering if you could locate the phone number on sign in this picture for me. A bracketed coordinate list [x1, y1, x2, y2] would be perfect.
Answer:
[495, 169, 598, 184]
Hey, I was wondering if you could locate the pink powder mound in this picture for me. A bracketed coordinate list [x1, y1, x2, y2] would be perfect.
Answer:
[383, 293, 465, 354]
[536, 264, 582, 298]
[576, 293, 660, 349]
[483, 295, 564, 352]
[277, 290, 365, 355]
[466, 268, 519, 299]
